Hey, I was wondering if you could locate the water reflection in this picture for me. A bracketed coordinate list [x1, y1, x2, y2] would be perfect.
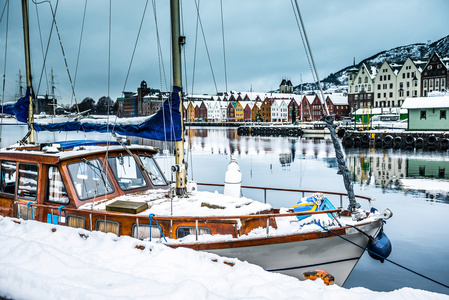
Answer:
[175, 128, 449, 202]
[345, 148, 449, 202]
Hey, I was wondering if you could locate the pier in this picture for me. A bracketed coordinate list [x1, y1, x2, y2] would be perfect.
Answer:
[341, 130, 449, 151]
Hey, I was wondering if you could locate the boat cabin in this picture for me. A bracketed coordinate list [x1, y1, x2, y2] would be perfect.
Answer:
[0, 141, 172, 232]
[0, 140, 274, 241]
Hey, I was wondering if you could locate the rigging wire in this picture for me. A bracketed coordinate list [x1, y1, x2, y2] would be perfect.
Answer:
[152, 0, 168, 92]
[32, 0, 58, 103]
[318, 223, 449, 290]
[0, 1, 7, 23]
[32, 0, 80, 114]
[291, 0, 328, 116]
[220, 0, 228, 94]
[0, 0, 9, 147]
[190, 0, 200, 95]
[187, 0, 203, 181]
[122, 0, 149, 95]
[107, 0, 111, 127]
[34, 3, 49, 95]
[193, 0, 219, 95]
[73, 0, 88, 93]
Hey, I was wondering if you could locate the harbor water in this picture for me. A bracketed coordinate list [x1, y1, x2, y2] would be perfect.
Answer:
[1, 125, 448, 295]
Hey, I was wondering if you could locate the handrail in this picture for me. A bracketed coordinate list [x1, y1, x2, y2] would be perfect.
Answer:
[23, 202, 341, 221]
[196, 182, 374, 202]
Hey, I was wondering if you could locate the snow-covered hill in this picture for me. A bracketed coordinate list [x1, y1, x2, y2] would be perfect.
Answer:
[289, 34, 449, 92]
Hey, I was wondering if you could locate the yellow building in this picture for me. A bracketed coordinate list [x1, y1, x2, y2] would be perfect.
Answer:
[235, 101, 244, 121]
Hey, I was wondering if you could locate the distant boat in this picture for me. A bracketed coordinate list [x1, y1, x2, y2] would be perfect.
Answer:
[371, 114, 407, 130]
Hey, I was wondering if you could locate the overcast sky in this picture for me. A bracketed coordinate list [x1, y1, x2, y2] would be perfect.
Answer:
[1, 0, 448, 105]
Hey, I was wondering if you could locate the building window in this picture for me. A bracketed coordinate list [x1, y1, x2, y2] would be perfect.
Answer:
[441, 110, 447, 120]
[388, 75, 391, 80]
[358, 77, 361, 84]
[377, 93, 381, 98]
[389, 92, 393, 98]
[420, 111, 426, 120]
[389, 83, 393, 89]
[377, 84, 381, 90]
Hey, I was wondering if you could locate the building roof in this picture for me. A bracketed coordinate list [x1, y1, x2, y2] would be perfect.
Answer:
[326, 94, 348, 105]
[402, 96, 449, 109]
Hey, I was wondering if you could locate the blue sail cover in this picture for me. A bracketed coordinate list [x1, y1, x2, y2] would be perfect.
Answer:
[0, 87, 32, 123]
[33, 86, 183, 141]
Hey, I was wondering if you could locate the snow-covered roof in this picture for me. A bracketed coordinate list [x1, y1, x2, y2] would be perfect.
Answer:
[326, 94, 348, 105]
[402, 96, 449, 109]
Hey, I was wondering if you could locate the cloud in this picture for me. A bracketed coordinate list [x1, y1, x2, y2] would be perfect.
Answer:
[1, 0, 448, 104]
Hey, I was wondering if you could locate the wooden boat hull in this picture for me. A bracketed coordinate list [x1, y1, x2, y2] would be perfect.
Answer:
[177, 220, 381, 286]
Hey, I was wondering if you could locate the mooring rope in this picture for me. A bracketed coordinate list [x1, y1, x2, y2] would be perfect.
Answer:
[318, 223, 449, 290]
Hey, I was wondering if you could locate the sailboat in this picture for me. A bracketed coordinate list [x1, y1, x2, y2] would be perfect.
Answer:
[0, 0, 393, 286]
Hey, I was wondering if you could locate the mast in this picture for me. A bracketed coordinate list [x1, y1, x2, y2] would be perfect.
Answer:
[170, 0, 186, 195]
[51, 68, 56, 116]
[19, 70, 23, 98]
[21, 0, 35, 143]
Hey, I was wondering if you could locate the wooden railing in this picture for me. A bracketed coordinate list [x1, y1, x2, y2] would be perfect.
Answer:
[196, 182, 374, 207]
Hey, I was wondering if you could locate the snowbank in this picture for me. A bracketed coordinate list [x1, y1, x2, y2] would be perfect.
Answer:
[0, 217, 447, 300]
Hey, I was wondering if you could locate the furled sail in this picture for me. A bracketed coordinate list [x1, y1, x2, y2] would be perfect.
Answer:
[35, 88, 182, 141]
[27, 87, 182, 141]
[0, 87, 32, 123]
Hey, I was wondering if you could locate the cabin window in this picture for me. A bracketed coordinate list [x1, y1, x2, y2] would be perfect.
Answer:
[420, 111, 426, 120]
[95, 219, 120, 236]
[66, 215, 86, 229]
[17, 164, 38, 200]
[441, 110, 446, 120]
[1, 161, 16, 195]
[176, 226, 211, 239]
[139, 156, 167, 186]
[67, 159, 113, 200]
[47, 166, 69, 204]
[132, 224, 161, 239]
[107, 155, 147, 190]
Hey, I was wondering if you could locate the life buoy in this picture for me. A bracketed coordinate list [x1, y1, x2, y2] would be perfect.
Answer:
[405, 134, 415, 145]
[427, 135, 437, 146]
[393, 136, 402, 148]
[361, 134, 369, 144]
[343, 136, 354, 147]
[383, 135, 393, 148]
